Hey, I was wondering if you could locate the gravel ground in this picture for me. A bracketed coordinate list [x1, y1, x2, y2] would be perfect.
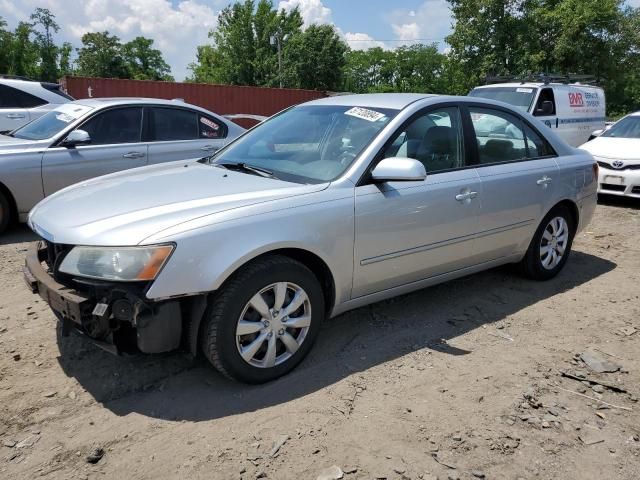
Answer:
[0, 196, 639, 480]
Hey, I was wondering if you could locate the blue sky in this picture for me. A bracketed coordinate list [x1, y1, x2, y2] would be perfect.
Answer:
[0, 0, 454, 80]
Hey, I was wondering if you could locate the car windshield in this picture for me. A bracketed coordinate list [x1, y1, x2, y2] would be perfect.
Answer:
[12, 103, 93, 140]
[602, 116, 640, 138]
[211, 104, 398, 183]
[469, 87, 538, 112]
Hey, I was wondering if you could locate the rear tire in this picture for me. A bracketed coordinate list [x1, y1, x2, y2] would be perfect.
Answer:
[520, 205, 575, 280]
[0, 191, 10, 234]
[201, 255, 324, 383]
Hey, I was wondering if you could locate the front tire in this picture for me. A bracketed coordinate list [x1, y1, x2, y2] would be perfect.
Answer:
[201, 255, 324, 383]
[520, 205, 575, 280]
[0, 191, 11, 234]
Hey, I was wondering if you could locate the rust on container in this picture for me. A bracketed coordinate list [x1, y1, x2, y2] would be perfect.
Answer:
[60, 76, 328, 127]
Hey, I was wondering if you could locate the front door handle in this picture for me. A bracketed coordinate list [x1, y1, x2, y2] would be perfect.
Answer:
[455, 190, 479, 202]
[536, 176, 552, 186]
[6, 113, 25, 119]
[201, 145, 219, 152]
[122, 151, 146, 159]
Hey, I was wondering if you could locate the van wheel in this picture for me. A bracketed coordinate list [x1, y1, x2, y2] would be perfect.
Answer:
[201, 255, 324, 383]
[0, 192, 11, 234]
[520, 205, 575, 280]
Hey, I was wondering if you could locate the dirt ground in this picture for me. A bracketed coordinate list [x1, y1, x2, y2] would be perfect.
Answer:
[0, 196, 639, 480]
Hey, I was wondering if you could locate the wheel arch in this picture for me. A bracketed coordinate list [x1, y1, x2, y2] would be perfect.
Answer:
[187, 246, 337, 356]
[0, 180, 18, 227]
[546, 198, 579, 233]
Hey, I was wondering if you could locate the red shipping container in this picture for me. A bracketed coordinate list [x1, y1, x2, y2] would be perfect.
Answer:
[60, 76, 329, 128]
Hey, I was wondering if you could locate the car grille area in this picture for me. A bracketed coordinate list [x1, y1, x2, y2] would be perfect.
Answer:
[600, 183, 626, 192]
[597, 160, 640, 171]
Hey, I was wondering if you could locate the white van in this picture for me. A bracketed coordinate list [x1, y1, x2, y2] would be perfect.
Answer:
[469, 80, 606, 147]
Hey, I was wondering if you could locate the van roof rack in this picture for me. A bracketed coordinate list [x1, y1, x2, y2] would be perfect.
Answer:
[485, 74, 598, 86]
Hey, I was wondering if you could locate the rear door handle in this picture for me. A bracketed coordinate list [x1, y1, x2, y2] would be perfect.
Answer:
[536, 176, 552, 186]
[122, 151, 146, 159]
[6, 113, 25, 119]
[455, 191, 478, 202]
[201, 145, 219, 152]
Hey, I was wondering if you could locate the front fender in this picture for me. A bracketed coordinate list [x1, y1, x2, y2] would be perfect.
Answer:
[144, 192, 355, 309]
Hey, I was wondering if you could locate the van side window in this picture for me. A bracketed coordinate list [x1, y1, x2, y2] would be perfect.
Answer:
[382, 107, 465, 173]
[523, 124, 555, 158]
[469, 108, 527, 164]
[534, 88, 556, 116]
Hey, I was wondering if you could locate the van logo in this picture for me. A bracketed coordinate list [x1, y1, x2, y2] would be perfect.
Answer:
[568, 92, 584, 107]
[612, 160, 624, 169]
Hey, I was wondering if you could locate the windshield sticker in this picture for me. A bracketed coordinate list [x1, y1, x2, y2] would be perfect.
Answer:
[345, 107, 386, 122]
[516, 88, 533, 93]
[55, 113, 75, 123]
[200, 116, 219, 130]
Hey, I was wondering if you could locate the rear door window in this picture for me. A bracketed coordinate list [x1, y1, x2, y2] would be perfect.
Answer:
[80, 107, 143, 145]
[470, 107, 527, 164]
[0, 84, 47, 108]
[150, 107, 198, 141]
[198, 115, 226, 139]
[523, 124, 555, 158]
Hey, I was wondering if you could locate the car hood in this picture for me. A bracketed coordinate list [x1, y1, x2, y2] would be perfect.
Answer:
[29, 160, 328, 246]
[579, 137, 640, 161]
[0, 135, 42, 151]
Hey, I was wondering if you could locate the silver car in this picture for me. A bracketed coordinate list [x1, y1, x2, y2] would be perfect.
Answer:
[0, 98, 244, 232]
[0, 77, 73, 133]
[25, 94, 597, 383]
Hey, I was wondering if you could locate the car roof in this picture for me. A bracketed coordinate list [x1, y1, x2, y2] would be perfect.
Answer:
[73, 97, 199, 108]
[305, 93, 438, 110]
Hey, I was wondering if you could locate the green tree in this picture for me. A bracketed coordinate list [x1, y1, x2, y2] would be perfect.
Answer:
[283, 24, 346, 90]
[58, 41, 73, 76]
[30, 7, 59, 81]
[76, 31, 129, 78]
[9, 21, 39, 78]
[195, 0, 305, 86]
[122, 36, 173, 80]
[0, 17, 13, 74]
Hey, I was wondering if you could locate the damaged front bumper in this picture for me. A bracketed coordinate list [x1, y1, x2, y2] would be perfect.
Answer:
[23, 242, 184, 355]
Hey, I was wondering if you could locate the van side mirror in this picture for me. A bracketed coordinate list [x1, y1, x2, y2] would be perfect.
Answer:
[535, 100, 554, 116]
[370, 157, 427, 182]
[61, 129, 91, 148]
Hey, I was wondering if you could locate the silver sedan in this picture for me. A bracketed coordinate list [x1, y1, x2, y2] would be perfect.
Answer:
[25, 93, 597, 383]
[0, 98, 245, 232]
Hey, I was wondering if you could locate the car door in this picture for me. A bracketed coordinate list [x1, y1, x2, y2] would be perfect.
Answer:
[42, 106, 147, 195]
[352, 105, 483, 298]
[0, 84, 36, 132]
[146, 106, 228, 165]
[467, 105, 559, 262]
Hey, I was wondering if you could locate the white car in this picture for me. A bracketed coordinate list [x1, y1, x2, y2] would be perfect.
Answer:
[0, 76, 73, 133]
[579, 112, 640, 198]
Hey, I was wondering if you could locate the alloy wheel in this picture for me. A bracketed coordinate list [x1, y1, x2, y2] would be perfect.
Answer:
[539, 216, 569, 270]
[235, 282, 311, 368]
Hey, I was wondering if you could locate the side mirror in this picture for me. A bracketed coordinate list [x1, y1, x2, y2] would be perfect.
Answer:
[61, 129, 91, 148]
[587, 129, 604, 142]
[371, 157, 427, 182]
[535, 100, 554, 116]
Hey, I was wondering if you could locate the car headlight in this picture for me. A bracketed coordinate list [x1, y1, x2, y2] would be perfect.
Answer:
[59, 245, 174, 281]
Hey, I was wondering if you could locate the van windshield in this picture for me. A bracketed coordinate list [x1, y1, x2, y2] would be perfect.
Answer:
[602, 116, 640, 139]
[469, 87, 538, 112]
